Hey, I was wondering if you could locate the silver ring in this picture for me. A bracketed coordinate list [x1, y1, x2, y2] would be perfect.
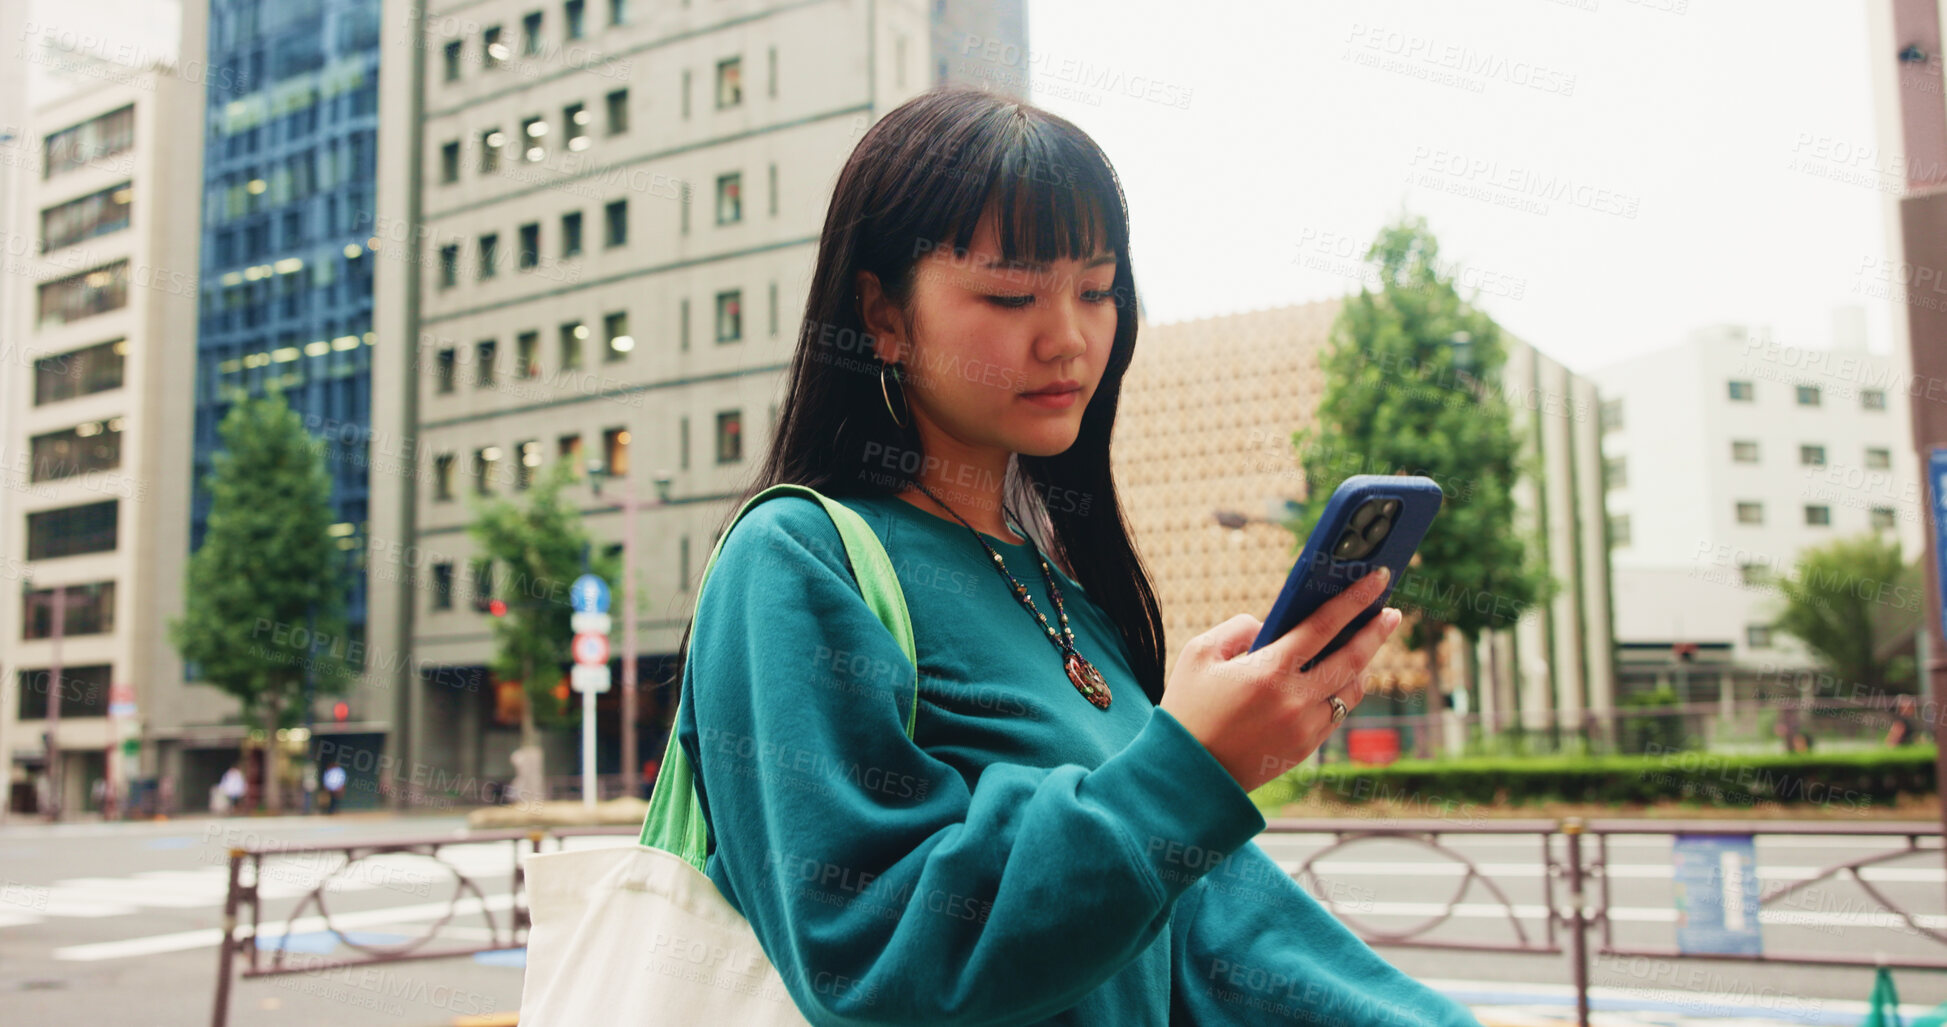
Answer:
[1327, 695, 1349, 725]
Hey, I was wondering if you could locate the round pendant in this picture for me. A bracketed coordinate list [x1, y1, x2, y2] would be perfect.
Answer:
[1064, 652, 1112, 710]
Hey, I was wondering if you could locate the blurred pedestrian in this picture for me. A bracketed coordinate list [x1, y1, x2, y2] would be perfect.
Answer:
[1886, 695, 1921, 747]
[219, 764, 247, 815]
[320, 762, 347, 814]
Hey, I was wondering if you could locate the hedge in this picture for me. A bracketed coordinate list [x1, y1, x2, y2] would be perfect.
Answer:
[1251, 746, 1937, 814]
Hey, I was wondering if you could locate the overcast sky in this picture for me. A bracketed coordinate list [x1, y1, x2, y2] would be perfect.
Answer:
[1022, 0, 1894, 375]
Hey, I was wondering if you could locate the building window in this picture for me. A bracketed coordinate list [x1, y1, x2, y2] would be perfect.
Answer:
[715, 290, 742, 342]
[1727, 380, 1754, 402]
[515, 440, 541, 490]
[1735, 501, 1763, 525]
[519, 223, 540, 270]
[560, 321, 586, 370]
[1796, 384, 1821, 407]
[1599, 397, 1622, 432]
[41, 182, 132, 252]
[1608, 513, 1629, 548]
[35, 339, 124, 405]
[1799, 444, 1825, 467]
[1746, 624, 1773, 649]
[717, 57, 743, 108]
[1867, 446, 1892, 470]
[768, 163, 778, 217]
[443, 40, 463, 82]
[768, 46, 777, 97]
[38, 260, 128, 328]
[605, 311, 631, 361]
[598, 426, 632, 477]
[30, 420, 122, 481]
[1804, 504, 1831, 527]
[680, 535, 691, 590]
[1731, 440, 1758, 464]
[1872, 507, 1897, 530]
[22, 582, 115, 640]
[440, 141, 460, 184]
[717, 172, 742, 224]
[564, 102, 590, 151]
[483, 25, 507, 68]
[517, 331, 540, 378]
[680, 182, 691, 234]
[16, 665, 112, 719]
[475, 446, 501, 494]
[716, 410, 742, 464]
[26, 500, 118, 560]
[439, 244, 459, 288]
[1863, 388, 1888, 411]
[681, 69, 692, 119]
[1737, 563, 1771, 587]
[521, 116, 546, 162]
[522, 11, 544, 55]
[610, 0, 629, 25]
[769, 281, 779, 337]
[606, 89, 629, 135]
[605, 199, 628, 247]
[432, 563, 455, 609]
[434, 453, 456, 499]
[470, 560, 495, 608]
[478, 233, 499, 279]
[561, 211, 584, 257]
[565, 0, 586, 40]
[476, 339, 497, 387]
[1603, 455, 1626, 490]
[481, 128, 504, 172]
[559, 434, 584, 477]
[436, 348, 457, 393]
[679, 297, 690, 351]
[43, 105, 132, 181]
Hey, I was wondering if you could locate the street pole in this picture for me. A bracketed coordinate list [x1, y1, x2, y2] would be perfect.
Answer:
[620, 473, 638, 801]
[579, 542, 596, 810]
[301, 603, 315, 815]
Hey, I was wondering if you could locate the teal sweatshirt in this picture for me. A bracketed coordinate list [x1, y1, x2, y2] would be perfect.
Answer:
[676, 491, 1482, 1027]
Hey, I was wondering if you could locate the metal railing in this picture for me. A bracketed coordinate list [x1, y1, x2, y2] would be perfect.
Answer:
[209, 818, 1946, 1026]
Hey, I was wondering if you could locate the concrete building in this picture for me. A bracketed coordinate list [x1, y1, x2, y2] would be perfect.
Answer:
[0, 63, 205, 818]
[1591, 314, 1925, 689]
[1115, 301, 1616, 754]
[367, 0, 1029, 799]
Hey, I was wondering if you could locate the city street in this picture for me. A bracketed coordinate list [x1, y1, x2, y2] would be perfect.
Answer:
[3, 813, 1944, 1025]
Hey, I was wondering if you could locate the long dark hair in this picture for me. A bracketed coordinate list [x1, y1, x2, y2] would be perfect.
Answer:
[667, 85, 1167, 706]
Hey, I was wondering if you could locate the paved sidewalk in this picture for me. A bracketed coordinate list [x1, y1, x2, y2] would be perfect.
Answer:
[1441, 978, 1936, 1026]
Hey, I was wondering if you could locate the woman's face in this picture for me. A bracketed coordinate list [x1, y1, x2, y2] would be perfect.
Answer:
[862, 210, 1120, 462]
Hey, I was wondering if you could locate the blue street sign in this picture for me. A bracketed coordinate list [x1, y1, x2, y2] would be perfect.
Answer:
[1930, 449, 1947, 646]
[570, 574, 611, 614]
[1673, 833, 1762, 956]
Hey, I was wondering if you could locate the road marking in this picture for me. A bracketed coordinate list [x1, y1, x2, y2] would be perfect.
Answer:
[52, 893, 518, 961]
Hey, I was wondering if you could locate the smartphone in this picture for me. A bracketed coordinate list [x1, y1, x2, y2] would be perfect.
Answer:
[1247, 475, 1444, 670]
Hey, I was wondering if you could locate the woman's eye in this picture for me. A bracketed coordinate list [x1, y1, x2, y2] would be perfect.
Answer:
[1083, 290, 1113, 304]
[987, 295, 1034, 308]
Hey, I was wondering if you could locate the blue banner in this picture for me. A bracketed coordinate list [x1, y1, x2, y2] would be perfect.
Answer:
[1673, 833, 1762, 956]
[1930, 448, 1947, 646]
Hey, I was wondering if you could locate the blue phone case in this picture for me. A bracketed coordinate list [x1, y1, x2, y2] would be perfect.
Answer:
[1247, 475, 1444, 670]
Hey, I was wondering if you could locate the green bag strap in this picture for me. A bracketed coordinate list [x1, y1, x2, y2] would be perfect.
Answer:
[639, 484, 919, 869]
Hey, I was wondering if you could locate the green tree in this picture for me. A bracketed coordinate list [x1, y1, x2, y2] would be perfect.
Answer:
[1291, 215, 1556, 748]
[170, 389, 353, 813]
[465, 460, 622, 762]
[1772, 533, 1920, 695]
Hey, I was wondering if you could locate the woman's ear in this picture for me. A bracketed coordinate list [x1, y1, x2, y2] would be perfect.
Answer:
[856, 269, 905, 364]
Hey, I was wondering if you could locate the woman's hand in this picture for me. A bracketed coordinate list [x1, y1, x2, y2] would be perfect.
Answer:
[1159, 568, 1403, 794]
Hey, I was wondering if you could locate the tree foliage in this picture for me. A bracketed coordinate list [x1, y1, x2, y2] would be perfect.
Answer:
[1772, 532, 1920, 694]
[1292, 214, 1556, 668]
[464, 460, 623, 749]
[170, 389, 353, 810]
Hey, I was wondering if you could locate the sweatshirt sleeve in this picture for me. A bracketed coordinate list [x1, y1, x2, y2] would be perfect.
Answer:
[677, 496, 1268, 1026]
[1166, 841, 1485, 1026]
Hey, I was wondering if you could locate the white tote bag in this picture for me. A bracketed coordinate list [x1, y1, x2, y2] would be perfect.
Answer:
[517, 485, 919, 1025]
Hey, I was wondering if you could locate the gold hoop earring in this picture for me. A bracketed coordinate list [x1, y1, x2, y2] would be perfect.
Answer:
[880, 361, 910, 428]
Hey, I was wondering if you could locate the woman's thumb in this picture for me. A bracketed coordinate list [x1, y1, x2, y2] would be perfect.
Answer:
[1200, 614, 1265, 663]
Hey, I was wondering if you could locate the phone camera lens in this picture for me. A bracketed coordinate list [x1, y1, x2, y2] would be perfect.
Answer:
[1381, 499, 1401, 518]
[1334, 529, 1363, 559]
[1363, 515, 1392, 544]
[1350, 501, 1379, 531]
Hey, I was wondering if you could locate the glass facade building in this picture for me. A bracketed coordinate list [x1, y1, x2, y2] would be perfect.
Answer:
[192, 0, 381, 642]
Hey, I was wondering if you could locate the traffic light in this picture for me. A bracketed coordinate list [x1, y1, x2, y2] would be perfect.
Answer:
[332, 700, 349, 722]
[473, 596, 508, 617]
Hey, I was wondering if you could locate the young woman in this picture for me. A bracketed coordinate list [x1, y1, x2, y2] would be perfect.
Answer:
[670, 86, 1481, 1026]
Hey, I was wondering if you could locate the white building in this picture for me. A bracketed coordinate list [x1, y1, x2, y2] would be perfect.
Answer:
[1593, 311, 1925, 675]
[368, 0, 1028, 794]
[0, 64, 204, 819]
